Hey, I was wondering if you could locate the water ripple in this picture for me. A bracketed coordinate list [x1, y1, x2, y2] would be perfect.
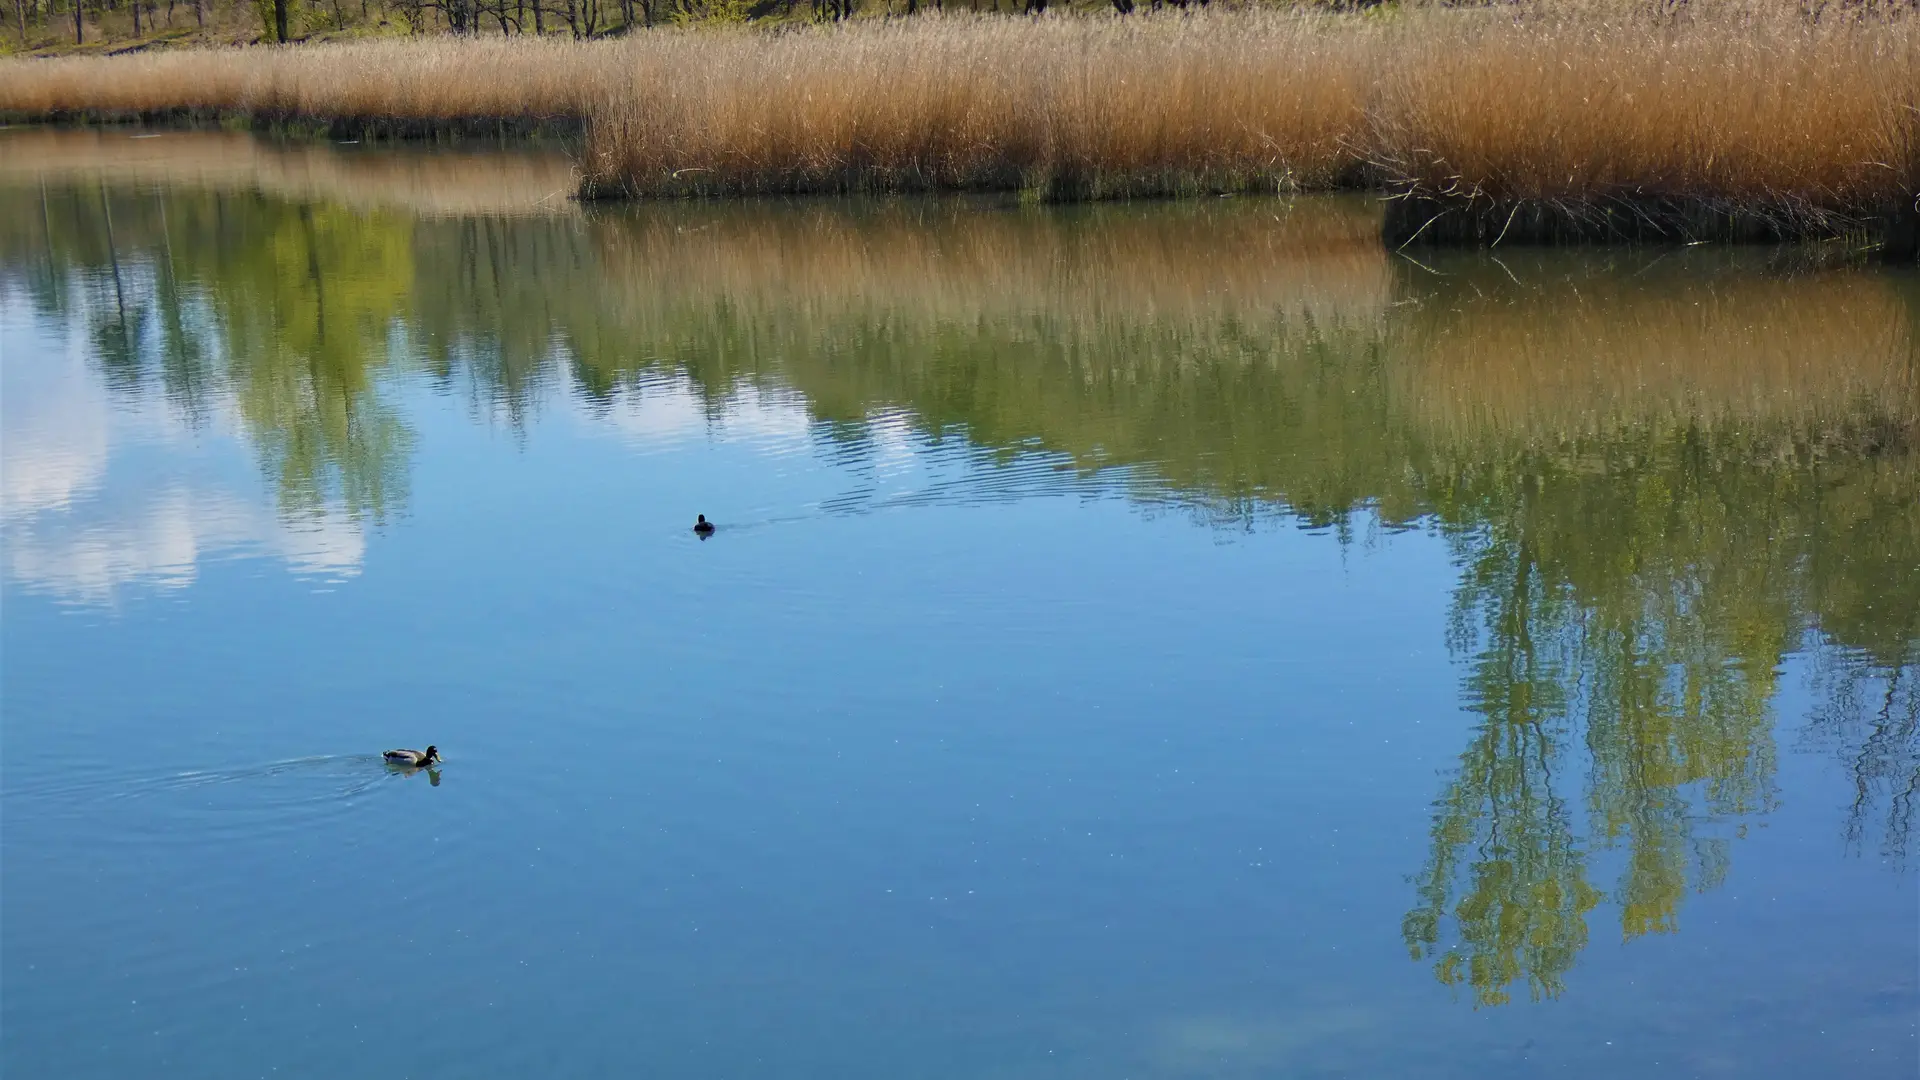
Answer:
[6, 754, 439, 845]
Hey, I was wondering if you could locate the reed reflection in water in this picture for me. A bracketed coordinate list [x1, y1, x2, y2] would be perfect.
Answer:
[2, 134, 1916, 1018]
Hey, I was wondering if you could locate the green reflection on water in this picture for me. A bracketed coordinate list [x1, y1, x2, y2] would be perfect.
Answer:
[14, 181, 413, 524]
[4, 139, 1917, 1010]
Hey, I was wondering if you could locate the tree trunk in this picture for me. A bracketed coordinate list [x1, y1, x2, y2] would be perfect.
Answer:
[532, 0, 542, 33]
[74, 0, 82, 42]
[131, 0, 139, 35]
[274, 0, 288, 40]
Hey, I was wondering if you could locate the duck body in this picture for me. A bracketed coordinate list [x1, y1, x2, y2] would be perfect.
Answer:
[384, 745, 440, 767]
[693, 514, 715, 537]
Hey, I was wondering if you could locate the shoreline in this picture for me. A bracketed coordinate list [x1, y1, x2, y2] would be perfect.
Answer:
[13, 114, 1914, 255]
[1379, 194, 1920, 260]
[0, 110, 586, 141]
[1, 110, 586, 141]
[4, 10, 1914, 253]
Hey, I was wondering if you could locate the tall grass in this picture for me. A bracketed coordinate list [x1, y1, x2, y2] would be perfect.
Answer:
[0, 36, 616, 125]
[581, 16, 1372, 197]
[1371, 2, 1920, 236]
[2, 5, 1915, 224]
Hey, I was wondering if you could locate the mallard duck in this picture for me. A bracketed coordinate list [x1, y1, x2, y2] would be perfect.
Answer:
[693, 514, 715, 537]
[384, 745, 440, 767]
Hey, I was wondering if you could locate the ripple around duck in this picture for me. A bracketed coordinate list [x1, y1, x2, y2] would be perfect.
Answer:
[4, 754, 441, 846]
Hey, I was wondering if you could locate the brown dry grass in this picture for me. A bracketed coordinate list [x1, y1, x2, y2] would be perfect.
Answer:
[1, 6, 1915, 213]
[0, 36, 613, 123]
[581, 16, 1372, 197]
[1370, 2, 1920, 212]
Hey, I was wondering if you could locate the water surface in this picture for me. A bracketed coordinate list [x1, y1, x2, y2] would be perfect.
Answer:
[3, 129, 1917, 1079]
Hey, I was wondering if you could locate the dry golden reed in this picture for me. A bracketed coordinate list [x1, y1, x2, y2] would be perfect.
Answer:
[0, 36, 615, 123]
[1, 5, 1915, 213]
[580, 16, 1371, 197]
[1370, 2, 1920, 211]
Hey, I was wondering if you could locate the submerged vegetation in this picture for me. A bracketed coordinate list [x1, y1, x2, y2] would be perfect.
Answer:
[2, 3, 1916, 246]
[4, 140, 1916, 1007]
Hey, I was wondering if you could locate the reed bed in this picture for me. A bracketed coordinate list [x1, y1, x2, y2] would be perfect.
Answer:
[581, 16, 1372, 198]
[1372, 3, 1920, 242]
[1, 6, 1916, 241]
[0, 36, 617, 128]
[578, 4, 1919, 217]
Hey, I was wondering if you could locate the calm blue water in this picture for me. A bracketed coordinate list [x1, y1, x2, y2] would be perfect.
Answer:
[2, 131, 1916, 1079]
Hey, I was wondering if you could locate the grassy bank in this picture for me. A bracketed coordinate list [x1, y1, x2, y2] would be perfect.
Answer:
[2, 5, 1916, 246]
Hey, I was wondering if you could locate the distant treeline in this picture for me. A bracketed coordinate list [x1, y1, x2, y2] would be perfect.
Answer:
[7, 0, 1282, 50]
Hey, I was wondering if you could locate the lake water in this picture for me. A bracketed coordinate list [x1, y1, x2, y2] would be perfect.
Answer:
[2, 129, 1916, 1079]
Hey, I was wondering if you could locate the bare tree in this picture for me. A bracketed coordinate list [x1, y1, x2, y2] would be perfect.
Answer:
[563, 0, 597, 37]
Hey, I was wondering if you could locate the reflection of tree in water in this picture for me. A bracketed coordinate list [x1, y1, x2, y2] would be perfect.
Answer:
[1405, 431, 1815, 1004]
[1806, 646, 1920, 863]
[1799, 442, 1920, 864]
[1402, 502, 1600, 1006]
[10, 185, 414, 526]
[408, 215, 575, 429]
[1397, 511, 1589, 999]
[216, 200, 414, 522]
[5, 180, 1917, 1007]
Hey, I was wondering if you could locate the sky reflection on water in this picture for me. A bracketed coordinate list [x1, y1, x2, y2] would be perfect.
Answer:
[2, 132, 1916, 1080]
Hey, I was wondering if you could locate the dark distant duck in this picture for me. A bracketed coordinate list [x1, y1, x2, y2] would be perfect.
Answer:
[384, 745, 440, 767]
[693, 514, 715, 537]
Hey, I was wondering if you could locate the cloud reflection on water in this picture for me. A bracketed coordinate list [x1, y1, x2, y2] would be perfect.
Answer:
[1, 143, 1915, 1014]
[1, 298, 365, 603]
